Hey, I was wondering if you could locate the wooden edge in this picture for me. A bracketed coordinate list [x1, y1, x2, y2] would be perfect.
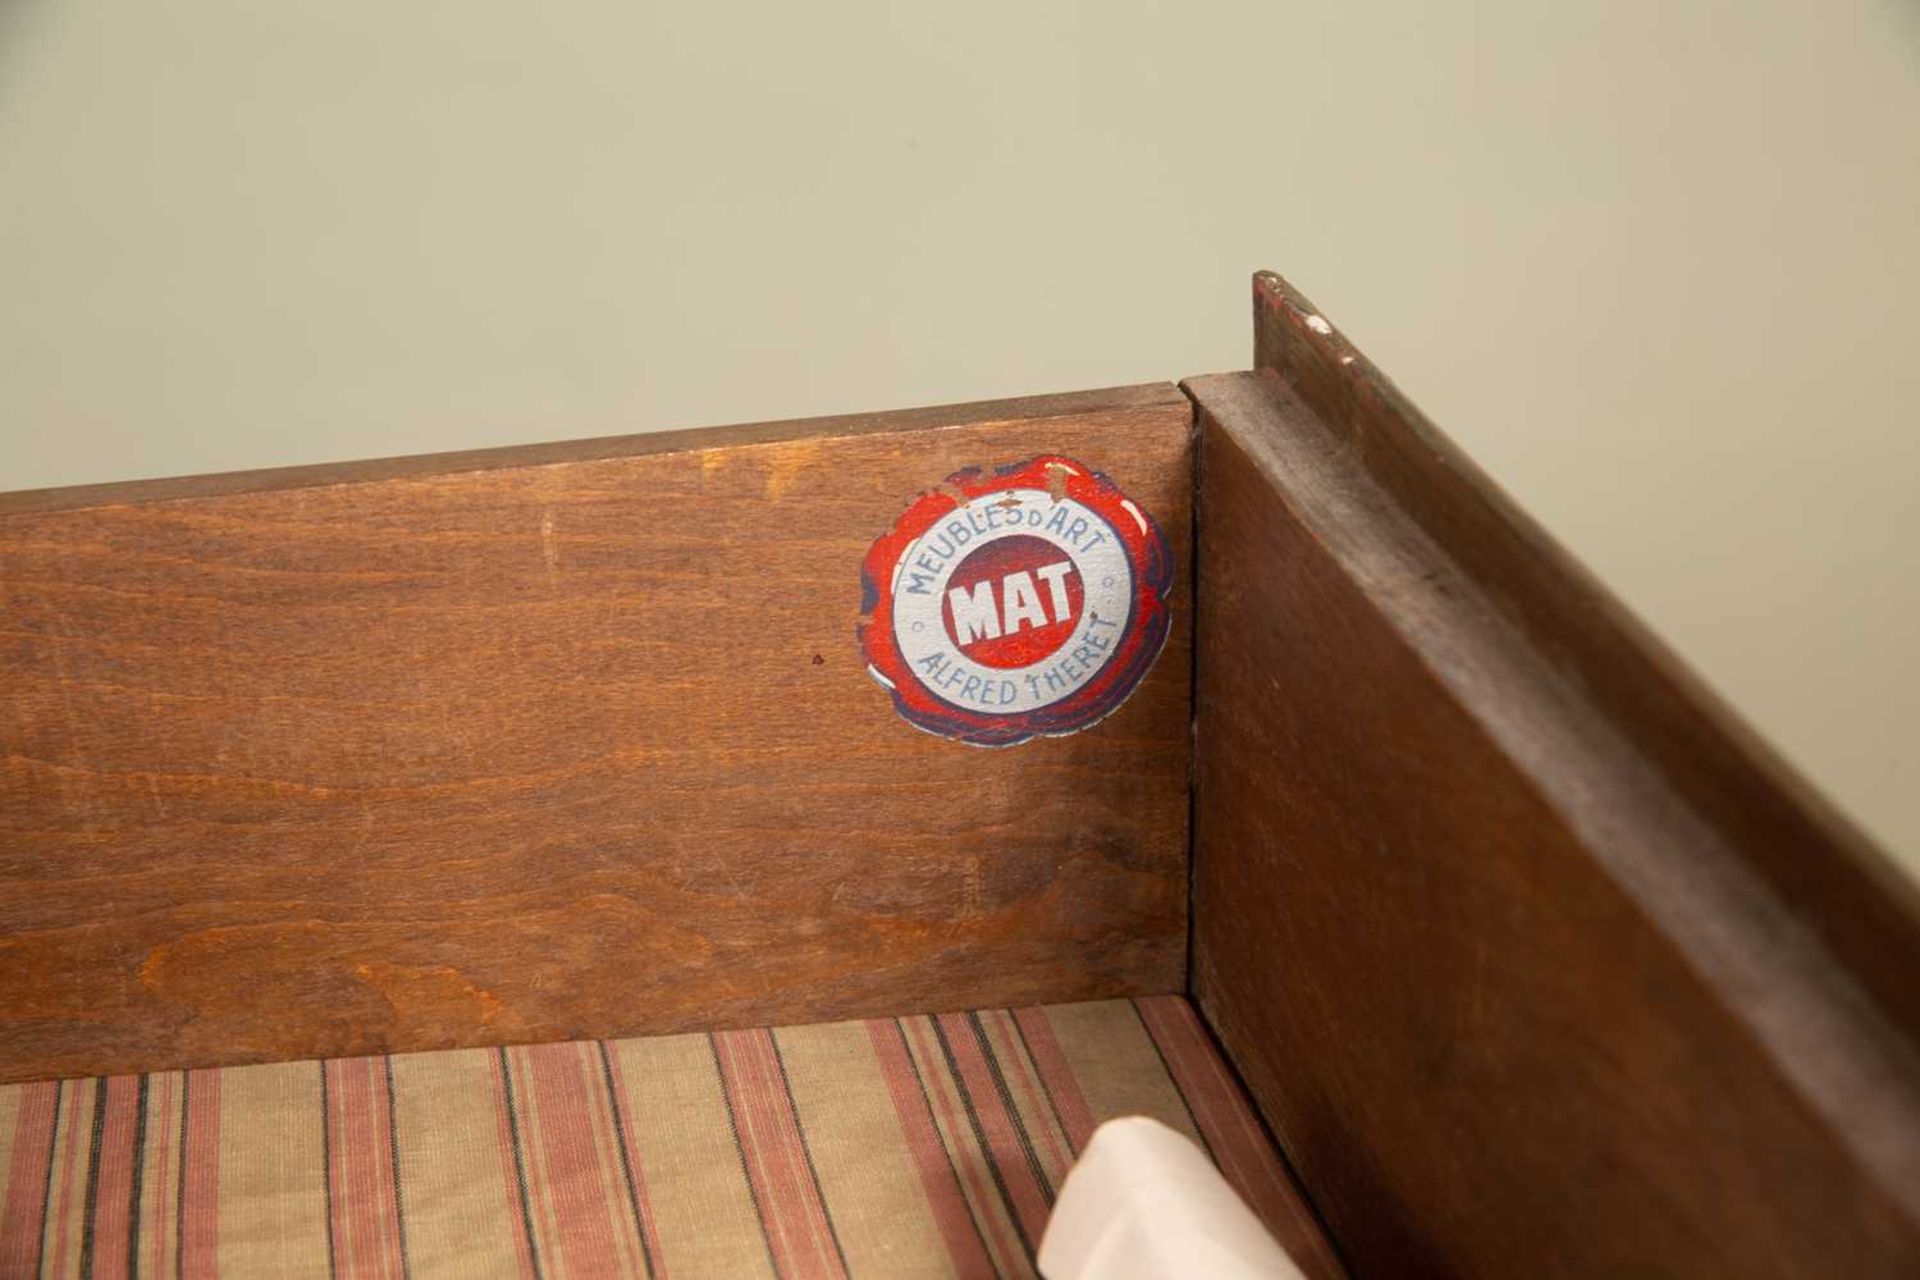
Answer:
[1185, 363, 1920, 1272]
[1247, 269, 1920, 1034]
[1185, 998, 1353, 1280]
[0, 381, 1187, 515]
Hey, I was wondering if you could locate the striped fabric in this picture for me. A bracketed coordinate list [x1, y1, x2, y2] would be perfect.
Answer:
[0, 996, 1307, 1279]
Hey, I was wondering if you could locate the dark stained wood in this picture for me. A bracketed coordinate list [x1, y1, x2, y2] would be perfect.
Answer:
[1185, 274, 1920, 1277]
[1249, 271, 1920, 1035]
[0, 385, 1194, 1084]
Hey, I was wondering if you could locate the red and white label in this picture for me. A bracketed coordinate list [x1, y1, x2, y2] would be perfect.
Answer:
[858, 456, 1173, 746]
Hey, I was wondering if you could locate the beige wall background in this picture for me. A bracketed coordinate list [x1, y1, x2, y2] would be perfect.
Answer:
[2, 2, 1916, 869]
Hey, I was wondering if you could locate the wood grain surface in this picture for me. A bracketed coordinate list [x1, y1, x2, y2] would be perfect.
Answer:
[0, 385, 1193, 1084]
[1185, 275, 1920, 1276]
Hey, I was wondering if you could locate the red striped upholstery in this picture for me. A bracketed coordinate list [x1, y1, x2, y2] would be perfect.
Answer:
[0, 996, 1313, 1278]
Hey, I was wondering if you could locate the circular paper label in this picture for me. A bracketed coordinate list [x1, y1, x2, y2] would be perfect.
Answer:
[858, 455, 1173, 746]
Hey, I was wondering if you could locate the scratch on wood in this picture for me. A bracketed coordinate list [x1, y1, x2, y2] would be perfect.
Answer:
[763, 438, 823, 502]
[354, 961, 508, 1025]
[540, 508, 560, 583]
[962, 857, 983, 919]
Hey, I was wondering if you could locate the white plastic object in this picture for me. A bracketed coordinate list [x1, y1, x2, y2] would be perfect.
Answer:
[1037, 1116, 1307, 1280]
